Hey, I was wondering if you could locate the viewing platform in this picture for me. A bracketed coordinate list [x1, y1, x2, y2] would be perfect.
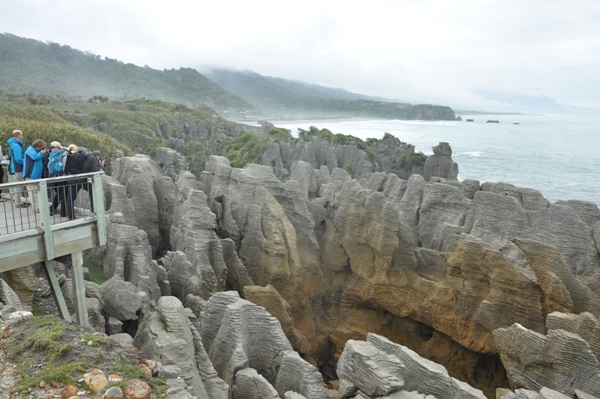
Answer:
[0, 172, 106, 327]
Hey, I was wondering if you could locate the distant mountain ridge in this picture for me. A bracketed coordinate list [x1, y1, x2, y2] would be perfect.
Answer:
[0, 33, 456, 121]
[0, 33, 253, 111]
[205, 68, 455, 120]
[205, 69, 391, 102]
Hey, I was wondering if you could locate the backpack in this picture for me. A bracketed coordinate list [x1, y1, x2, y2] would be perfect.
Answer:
[64, 152, 89, 175]
[48, 150, 64, 176]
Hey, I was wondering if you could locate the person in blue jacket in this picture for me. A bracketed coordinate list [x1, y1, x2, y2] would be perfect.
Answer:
[23, 139, 47, 180]
[7, 130, 26, 206]
[22, 139, 47, 209]
[7, 130, 25, 178]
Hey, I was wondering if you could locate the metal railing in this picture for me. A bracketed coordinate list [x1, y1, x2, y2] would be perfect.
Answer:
[0, 172, 105, 236]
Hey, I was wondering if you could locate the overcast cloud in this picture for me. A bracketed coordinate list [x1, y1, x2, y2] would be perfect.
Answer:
[2, 0, 599, 112]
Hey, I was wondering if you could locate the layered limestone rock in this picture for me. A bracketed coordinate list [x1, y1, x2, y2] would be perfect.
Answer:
[111, 154, 177, 256]
[86, 149, 600, 397]
[200, 291, 327, 399]
[0, 267, 36, 311]
[200, 157, 326, 361]
[366, 333, 486, 399]
[545, 311, 600, 362]
[337, 340, 405, 397]
[422, 142, 458, 182]
[232, 368, 279, 398]
[194, 154, 600, 394]
[493, 323, 600, 397]
[133, 296, 228, 398]
[243, 284, 310, 358]
[262, 135, 458, 182]
[155, 147, 187, 181]
[0, 277, 24, 312]
[92, 212, 161, 302]
[336, 334, 486, 399]
[165, 171, 253, 298]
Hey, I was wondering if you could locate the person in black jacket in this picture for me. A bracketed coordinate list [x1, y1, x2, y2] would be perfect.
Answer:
[65, 150, 104, 220]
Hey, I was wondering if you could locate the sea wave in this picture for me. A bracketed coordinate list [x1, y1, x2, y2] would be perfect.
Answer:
[455, 151, 484, 157]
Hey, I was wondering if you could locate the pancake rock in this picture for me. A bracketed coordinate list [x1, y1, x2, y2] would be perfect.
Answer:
[200, 291, 327, 399]
[111, 154, 177, 256]
[86, 147, 600, 396]
[133, 296, 228, 398]
[493, 322, 600, 397]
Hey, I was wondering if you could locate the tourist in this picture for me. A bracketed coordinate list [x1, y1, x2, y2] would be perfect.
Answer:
[7, 130, 24, 179]
[7, 129, 25, 206]
[23, 139, 47, 180]
[0, 143, 7, 202]
[23, 139, 47, 210]
[65, 146, 104, 219]
[46, 141, 66, 215]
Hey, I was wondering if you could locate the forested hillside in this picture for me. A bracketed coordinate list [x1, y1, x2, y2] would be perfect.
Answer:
[0, 33, 456, 122]
[0, 34, 254, 113]
[206, 69, 456, 120]
[0, 93, 275, 175]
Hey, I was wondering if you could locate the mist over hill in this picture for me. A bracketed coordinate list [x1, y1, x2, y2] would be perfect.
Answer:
[205, 68, 455, 120]
[0, 33, 456, 121]
[0, 33, 254, 112]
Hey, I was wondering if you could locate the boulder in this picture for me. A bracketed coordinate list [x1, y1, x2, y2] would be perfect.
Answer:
[493, 323, 600, 397]
[99, 276, 143, 321]
[0, 266, 36, 311]
[232, 368, 279, 399]
[336, 340, 404, 397]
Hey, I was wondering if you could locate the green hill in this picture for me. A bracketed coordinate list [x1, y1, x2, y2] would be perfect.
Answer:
[0, 33, 455, 121]
[0, 34, 254, 113]
[205, 69, 456, 120]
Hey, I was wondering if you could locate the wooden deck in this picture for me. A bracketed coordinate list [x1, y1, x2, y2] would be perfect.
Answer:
[0, 173, 107, 327]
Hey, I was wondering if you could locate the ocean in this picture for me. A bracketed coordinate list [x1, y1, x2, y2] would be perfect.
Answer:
[272, 114, 600, 206]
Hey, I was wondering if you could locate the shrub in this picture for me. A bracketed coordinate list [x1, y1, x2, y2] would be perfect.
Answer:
[410, 152, 426, 166]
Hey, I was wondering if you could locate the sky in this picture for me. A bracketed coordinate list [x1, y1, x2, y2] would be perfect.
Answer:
[2, 0, 600, 113]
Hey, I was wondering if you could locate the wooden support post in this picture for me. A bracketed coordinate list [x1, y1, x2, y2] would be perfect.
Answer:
[39, 180, 55, 260]
[43, 260, 71, 322]
[71, 251, 89, 328]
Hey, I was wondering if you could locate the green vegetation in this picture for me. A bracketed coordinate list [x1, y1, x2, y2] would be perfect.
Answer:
[16, 316, 72, 361]
[298, 126, 362, 145]
[0, 33, 456, 121]
[398, 154, 408, 166]
[0, 98, 133, 168]
[5, 315, 168, 394]
[0, 33, 254, 113]
[82, 333, 109, 347]
[364, 149, 376, 164]
[344, 164, 354, 174]
[84, 258, 106, 285]
[216, 128, 293, 168]
[410, 152, 426, 166]
[31, 303, 45, 316]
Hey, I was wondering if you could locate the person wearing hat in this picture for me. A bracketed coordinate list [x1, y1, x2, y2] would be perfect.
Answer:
[66, 144, 78, 154]
[64, 148, 104, 219]
[45, 141, 67, 216]
[42, 141, 63, 179]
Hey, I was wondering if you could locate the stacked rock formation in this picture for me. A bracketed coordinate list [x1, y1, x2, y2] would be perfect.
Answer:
[8, 139, 600, 398]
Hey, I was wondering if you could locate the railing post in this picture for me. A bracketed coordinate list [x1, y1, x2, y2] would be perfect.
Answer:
[38, 179, 55, 260]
